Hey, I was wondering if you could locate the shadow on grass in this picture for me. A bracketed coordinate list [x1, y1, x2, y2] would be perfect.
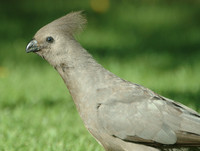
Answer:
[1, 0, 200, 71]
[0, 96, 73, 110]
[1, 90, 199, 113]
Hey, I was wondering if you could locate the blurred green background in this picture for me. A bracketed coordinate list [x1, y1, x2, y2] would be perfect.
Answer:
[0, 0, 200, 150]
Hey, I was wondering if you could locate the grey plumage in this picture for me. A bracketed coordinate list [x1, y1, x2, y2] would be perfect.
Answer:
[26, 11, 200, 151]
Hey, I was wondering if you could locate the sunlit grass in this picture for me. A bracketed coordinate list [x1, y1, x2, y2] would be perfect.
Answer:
[0, 53, 200, 150]
[0, 63, 104, 151]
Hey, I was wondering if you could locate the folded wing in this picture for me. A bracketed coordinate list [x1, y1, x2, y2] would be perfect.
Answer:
[97, 84, 200, 147]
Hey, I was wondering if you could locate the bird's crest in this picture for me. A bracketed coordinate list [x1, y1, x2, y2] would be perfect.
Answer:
[40, 11, 87, 36]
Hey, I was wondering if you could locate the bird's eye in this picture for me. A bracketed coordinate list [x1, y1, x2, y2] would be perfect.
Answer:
[46, 36, 54, 43]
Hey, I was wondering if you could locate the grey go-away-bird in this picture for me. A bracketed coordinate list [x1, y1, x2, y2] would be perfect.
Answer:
[26, 11, 200, 151]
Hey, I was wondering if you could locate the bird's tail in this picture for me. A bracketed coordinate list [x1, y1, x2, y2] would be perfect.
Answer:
[177, 113, 200, 145]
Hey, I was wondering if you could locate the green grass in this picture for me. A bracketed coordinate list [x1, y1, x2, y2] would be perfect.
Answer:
[0, 63, 104, 151]
[0, 0, 200, 150]
[0, 55, 200, 151]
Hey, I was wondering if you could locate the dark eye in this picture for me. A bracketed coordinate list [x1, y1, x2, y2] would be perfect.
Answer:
[46, 36, 54, 43]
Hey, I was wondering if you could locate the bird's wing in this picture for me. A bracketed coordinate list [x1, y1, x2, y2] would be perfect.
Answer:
[97, 84, 200, 146]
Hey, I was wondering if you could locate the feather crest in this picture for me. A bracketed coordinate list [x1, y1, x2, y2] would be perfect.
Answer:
[38, 11, 87, 36]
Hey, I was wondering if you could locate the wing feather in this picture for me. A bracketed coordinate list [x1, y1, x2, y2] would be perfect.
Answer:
[97, 84, 200, 146]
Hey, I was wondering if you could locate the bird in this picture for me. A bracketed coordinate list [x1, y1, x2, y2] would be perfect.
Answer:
[26, 11, 200, 151]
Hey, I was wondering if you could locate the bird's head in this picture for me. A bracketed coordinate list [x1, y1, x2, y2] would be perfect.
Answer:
[26, 11, 86, 61]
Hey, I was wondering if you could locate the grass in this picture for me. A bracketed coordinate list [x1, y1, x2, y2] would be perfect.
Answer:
[0, 0, 200, 150]
[0, 55, 200, 151]
[0, 63, 104, 151]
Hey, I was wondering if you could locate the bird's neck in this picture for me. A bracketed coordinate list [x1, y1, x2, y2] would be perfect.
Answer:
[52, 41, 117, 111]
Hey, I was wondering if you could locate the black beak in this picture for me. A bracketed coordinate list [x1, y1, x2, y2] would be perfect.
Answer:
[26, 39, 40, 53]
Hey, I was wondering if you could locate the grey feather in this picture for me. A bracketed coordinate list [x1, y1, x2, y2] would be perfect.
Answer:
[26, 11, 200, 151]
